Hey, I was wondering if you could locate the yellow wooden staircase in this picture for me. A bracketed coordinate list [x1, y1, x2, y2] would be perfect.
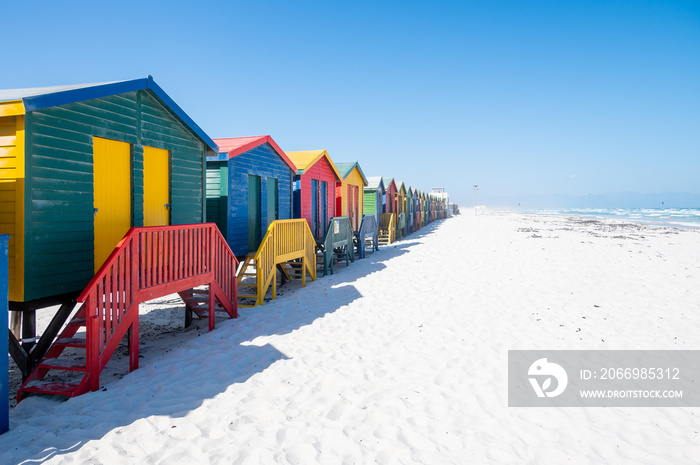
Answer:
[378, 213, 396, 245]
[236, 219, 317, 307]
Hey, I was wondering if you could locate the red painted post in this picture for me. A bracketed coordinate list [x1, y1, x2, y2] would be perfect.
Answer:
[132, 237, 139, 299]
[140, 233, 146, 291]
[232, 261, 238, 317]
[208, 226, 215, 331]
[87, 291, 101, 392]
[115, 254, 122, 323]
[168, 229, 174, 282]
[104, 267, 112, 341]
[129, 316, 139, 372]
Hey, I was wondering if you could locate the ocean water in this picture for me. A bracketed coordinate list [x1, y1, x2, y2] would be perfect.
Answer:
[528, 208, 700, 229]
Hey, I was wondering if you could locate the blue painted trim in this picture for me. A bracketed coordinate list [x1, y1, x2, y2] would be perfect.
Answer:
[20, 76, 219, 154]
[145, 76, 219, 154]
[21, 78, 148, 112]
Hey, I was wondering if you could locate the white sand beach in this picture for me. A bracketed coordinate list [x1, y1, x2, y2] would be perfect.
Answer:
[3, 210, 700, 464]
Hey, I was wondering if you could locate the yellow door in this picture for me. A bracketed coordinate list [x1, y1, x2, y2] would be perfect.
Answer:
[93, 137, 131, 272]
[143, 146, 170, 227]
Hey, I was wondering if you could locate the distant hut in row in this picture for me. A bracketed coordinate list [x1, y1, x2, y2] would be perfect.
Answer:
[405, 184, 414, 234]
[334, 162, 368, 232]
[412, 187, 421, 230]
[363, 176, 385, 222]
[397, 181, 406, 217]
[383, 177, 397, 216]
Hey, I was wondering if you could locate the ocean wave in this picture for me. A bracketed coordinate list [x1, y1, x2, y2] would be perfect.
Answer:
[526, 208, 700, 229]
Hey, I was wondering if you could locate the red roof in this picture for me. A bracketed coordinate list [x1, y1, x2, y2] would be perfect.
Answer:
[213, 135, 297, 172]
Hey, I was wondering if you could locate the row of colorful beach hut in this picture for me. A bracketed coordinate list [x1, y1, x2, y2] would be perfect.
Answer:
[0, 76, 451, 402]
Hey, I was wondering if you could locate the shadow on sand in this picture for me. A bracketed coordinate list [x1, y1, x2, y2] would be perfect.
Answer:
[4, 219, 450, 463]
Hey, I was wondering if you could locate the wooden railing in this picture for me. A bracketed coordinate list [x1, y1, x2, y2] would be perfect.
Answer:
[397, 212, 407, 239]
[356, 214, 378, 259]
[318, 216, 354, 276]
[77, 223, 238, 392]
[252, 219, 316, 306]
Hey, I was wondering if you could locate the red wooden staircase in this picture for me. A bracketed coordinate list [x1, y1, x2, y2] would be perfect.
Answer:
[18, 223, 238, 401]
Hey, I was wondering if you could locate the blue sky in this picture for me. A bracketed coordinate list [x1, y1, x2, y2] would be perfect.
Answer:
[3, 0, 699, 207]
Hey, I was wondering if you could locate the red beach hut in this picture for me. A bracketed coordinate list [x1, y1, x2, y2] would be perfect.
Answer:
[287, 150, 342, 241]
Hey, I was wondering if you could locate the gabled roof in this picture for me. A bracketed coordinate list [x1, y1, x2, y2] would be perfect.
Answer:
[286, 149, 341, 181]
[365, 176, 385, 192]
[382, 177, 397, 191]
[334, 161, 368, 186]
[395, 181, 406, 194]
[0, 76, 218, 153]
[211, 135, 297, 171]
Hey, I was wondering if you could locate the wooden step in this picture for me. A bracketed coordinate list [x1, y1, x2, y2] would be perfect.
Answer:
[21, 380, 82, 396]
[179, 290, 206, 300]
[186, 301, 226, 310]
[55, 337, 86, 348]
[68, 318, 86, 326]
[180, 294, 210, 303]
[39, 358, 87, 372]
[189, 309, 229, 319]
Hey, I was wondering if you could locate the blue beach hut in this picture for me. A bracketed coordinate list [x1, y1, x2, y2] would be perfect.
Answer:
[208, 135, 297, 258]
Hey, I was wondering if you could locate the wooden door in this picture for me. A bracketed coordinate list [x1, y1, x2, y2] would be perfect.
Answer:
[311, 179, 318, 239]
[266, 178, 278, 228]
[353, 185, 359, 230]
[347, 185, 353, 229]
[320, 180, 327, 238]
[93, 137, 131, 272]
[248, 175, 261, 252]
[143, 146, 170, 227]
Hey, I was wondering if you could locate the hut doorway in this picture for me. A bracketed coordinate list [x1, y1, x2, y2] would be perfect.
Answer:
[350, 185, 359, 230]
[310, 179, 329, 240]
[248, 175, 262, 252]
[143, 146, 170, 227]
[311, 179, 318, 238]
[93, 137, 132, 272]
[266, 178, 278, 227]
[320, 180, 328, 238]
[347, 185, 357, 230]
